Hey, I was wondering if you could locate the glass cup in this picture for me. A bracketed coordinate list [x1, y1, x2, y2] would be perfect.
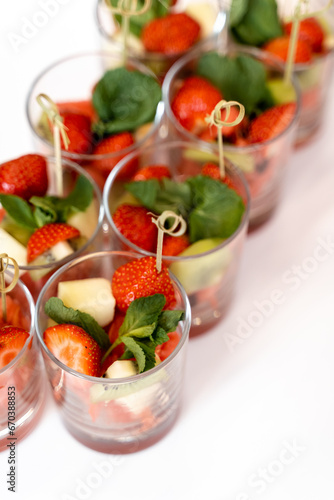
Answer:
[26, 51, 164, 191]
[0, 156, 104, 301]
[35, 250, 191, 453]
[0, 272, 46, 451]
[162, 44, 301, 228]
[95, 0, 226, 81]
[103, 140, 250, 336]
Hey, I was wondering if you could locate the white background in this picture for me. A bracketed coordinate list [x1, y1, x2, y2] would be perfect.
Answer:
[1, 1, 334, 499]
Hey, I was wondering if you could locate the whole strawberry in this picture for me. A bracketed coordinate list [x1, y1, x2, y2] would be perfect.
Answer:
[248, 103, 297, 144]
[61, 112, 93, 154]
[91, 132, 136, 178]
[112, 256, 176, 313]
[27, 222, 80, 263]
[162, 234, 190, 256]
[141, 13, 201, 55]
[0, 154, 48, 200]
[112, 204, 158, 252]
[263, 36, 312, 63]
[43, 324, 102, 376]
[132, 165, 172, 181]
[284, 17, 325, 54]
[171, 76, 223, 133]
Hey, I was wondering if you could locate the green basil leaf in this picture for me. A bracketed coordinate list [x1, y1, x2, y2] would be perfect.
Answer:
[92, 67, 161, 137]
[0, 194, 37, 230]
[45, 297, 111, 350]
[110, 0, 172, 37]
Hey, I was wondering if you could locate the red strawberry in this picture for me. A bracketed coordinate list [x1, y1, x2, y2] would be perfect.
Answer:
[61, 112, 93, 154]
[112, 256, 176, 313]
[162, 234, 190, 256]
[201, 163, 239, 192]
[112, 204, 158, 252]
[0, 326, 30, 369]
[0, 154, 48, 200]
[56, 100, 97, 122]
[248, 103, 297, 144]
[132, 165, 172, 181]
[91, 132, 136, 178]
[284, 17, 325, 53]
[141, 13, 201, 55]
[27, 222, 80, 263]
[43, 324, 102, 376]
[171, 76, 223, 133]
[0, 296, 29, 331]
[155, 331, 180, 362]
[263, 36, 312, 63]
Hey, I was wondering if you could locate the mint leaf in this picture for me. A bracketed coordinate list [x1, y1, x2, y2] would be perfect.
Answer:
[158, 310, 184, 334]
[197, 53, 273, 115]
[122, 337, 146, 372]
[126, 178, 193, 220]
[0, 194, 37, 230]
[29, 196, 58, 227]
[187, 176, 245, 241]
[119, 294, 166, 336]
[123, 324, 156, 339]
[45, 297, 111, 350]
[230, 0, 249, 26]
[230, 0, 282, 46]
[92, 68, 161, 137]
[133, 339, 157, 372]
[58, 175, 93, 214]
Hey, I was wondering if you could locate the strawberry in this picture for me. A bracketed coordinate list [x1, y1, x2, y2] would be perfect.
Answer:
[162, 234, 190, 256]
[112, 204, 158, 252]
[0, 154, 48, 200]
[0, 296, 29, 331]
[100, 311, 126, 375]
[27, 222, 80, 263]
[248, 103, 297, 144]
[141, 13, 201, 55]
[263, 36, 312, 63]
[0, 326, 30, 369]
[43, 324, 102, 376]
[61, 112, 93, 154]
[91, 132, 136, 178]
[284, 17, 325, 53]
[201, 163, 239, 192]
[132, 165, 172, 181]
[155, 331, 180, 362]
[171, 76, 223, 133]
[112, 256, 176, 313]
[56, 100, 97, 122]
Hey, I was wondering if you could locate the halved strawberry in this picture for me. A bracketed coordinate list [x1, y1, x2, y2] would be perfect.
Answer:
[113, 204, 158, 252]
[27, 223, 80, 263]
[0, 296, 30, 331]
[248, 103, 297, 144]
[56, 100, 97, 122]
[91, 132, 136, 178]
[0, 326, 30, 369]
[112, 256, 176, 313]
[43, 324, 102, 376]
[171, 76, 223, 134]
[61, 112, 93, 154]
[141, 13, 201, 55]
[263, 36, 312, 63]
[284, 17, 325, 54]
[162, 234, 190, 256]
[132, 165, 172, 181]
[0, 154, 48, 200]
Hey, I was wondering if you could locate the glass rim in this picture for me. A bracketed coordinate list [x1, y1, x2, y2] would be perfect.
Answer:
[162, 43, 302, 152]
[95, 0, 227, 62]
[25, 50, 164, 161]
[0, 273, 35, 375]
[35, 250, 191, 384]
[103, 139, 250, 261]
[3, 155, 105, 272]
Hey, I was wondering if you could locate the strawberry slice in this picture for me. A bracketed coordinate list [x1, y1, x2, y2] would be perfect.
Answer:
[0, 296, 30, 331]
[132, 165, 172, 181]
[27, 222, 80, 263]
[0, 154, 48, 200]
[0, 326, 30, 369]
[284, 17, 325, 54]
[141, 13, 201, 55]
[112, 204, 158, 252]
[171, 76, 223, 134]
[248, 103, 297, 144]
[263, 36, 312, 63]
[61, 112, 93, 155]
[162, 234, 190, 256]
[56, 100, 97, 122]
[112, 256, 176, 313]
[91, 132, 136, 178]
[43, 324, 102, 376]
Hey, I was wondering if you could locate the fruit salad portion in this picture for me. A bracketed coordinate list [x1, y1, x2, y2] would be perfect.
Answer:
[0, 154, 100, 283]
[36, 65, 162, 188]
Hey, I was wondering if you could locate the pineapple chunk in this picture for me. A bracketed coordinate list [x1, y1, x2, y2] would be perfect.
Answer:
[67, 200, 98, 240]
[0, 228, 27, 266]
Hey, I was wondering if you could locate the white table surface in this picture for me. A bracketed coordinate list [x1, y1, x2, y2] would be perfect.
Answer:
[1, 1, 334, 499]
